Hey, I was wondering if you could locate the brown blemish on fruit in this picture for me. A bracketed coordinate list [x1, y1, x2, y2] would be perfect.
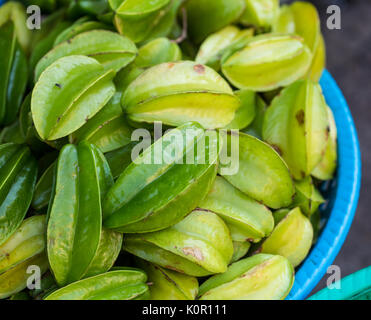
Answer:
[291, 35, 303, 41]
[226, 130, 239, 137]
[164, 265, 182, 273]
[271, 144, 283, 156]
[239, 260, 270, 279]
[193, 64, 205, 74]
[296, 110, 305, 125]
[325, 126, 330, 139]
[196, 208, 216, 214]
[252, 246, 262, 255]
[182, 247, 204, 261]
[168, 62, 175, 68]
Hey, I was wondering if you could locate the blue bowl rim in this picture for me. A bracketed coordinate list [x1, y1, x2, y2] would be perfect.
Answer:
[287, 70, 362, 300]
[0, 0, 361, 300]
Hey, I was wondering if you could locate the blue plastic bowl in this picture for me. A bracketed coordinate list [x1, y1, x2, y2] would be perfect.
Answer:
[287, 70, 361, 300]
[0, 0, 361, 301]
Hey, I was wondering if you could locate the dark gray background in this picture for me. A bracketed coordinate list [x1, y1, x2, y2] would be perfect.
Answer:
[300, 0, 371, 295]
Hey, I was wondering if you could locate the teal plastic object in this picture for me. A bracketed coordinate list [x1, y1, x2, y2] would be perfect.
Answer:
[287, 70, 361, 300]
[308, 266, 371, 300]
